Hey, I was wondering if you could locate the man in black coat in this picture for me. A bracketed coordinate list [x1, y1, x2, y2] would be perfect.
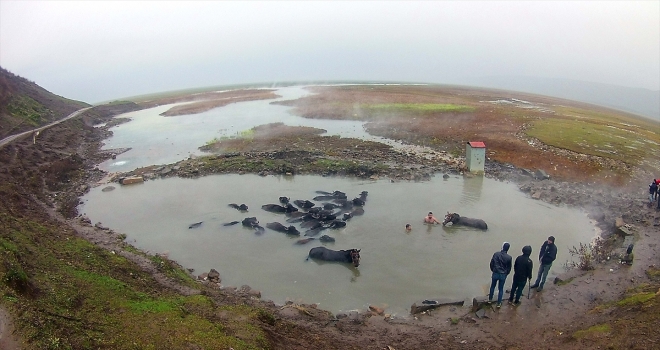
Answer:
[488, 242, 512, 308]
[530, 236, 557, 292]
[508, 245, 533, 305]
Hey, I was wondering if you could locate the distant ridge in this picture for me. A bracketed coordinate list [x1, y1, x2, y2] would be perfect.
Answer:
[465, 75, 659, 122]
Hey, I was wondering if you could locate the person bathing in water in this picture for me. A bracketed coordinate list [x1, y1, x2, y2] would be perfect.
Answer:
[424, 212, 441, 224]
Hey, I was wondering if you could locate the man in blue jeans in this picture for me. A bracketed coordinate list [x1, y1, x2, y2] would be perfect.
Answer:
[489, 242, 512, 308]
[531, 236, 557, 292]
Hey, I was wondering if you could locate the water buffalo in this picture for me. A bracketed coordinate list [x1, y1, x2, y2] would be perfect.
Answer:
[352, 197, 365, 206]
[242, 217, 259, 226]
[322, 203, 340, 210]
[228, 203, 248, 211]
[242, 217, 264, 232]
[188, 221, 203, 229]
[326, 220, 346, 229]
[266, 222, 300, 235]
[286, 211, 306, 218]
[304, 227, 327, 237]
[319, 235, 335, 243]
[293, 199, 315, 209]
[279, 196, 290, 204]
[307, 247, 361, 267]
[350, 207, 365, 216]
[315, 190, 347, 199]
[301, 220, 322, 229]
[295, 238, 316, 245]
[333, 198, 354, 209]
[442, 212, 488, 230]
[262, 203, 298, 213]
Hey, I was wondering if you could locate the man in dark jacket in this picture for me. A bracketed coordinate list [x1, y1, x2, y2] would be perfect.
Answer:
[488, 242, 512, 308]
[530, 236, 557, 291]
[508, 245, 533, 305]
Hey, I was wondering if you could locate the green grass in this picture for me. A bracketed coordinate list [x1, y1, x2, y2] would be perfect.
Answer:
[555, 276, 576, 286]
[572, 323, 611, 339]
[616, 292, 656, 307]
[0, 212, 272, 349]
[6, 95, 51, 126]
[525, 117, 660, 166]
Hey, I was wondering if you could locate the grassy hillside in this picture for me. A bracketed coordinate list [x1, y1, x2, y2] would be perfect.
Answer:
[0, 67, 90, 138]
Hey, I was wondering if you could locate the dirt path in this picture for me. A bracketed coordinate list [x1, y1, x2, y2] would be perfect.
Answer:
[0, 306, 21, 350]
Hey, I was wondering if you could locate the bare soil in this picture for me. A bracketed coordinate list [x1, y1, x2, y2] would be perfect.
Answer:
[2, 85, 660, 349]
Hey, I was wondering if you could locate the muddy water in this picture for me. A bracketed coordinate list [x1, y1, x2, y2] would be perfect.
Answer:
[100, 86, 379, 172]
[79, 174, 596, 315]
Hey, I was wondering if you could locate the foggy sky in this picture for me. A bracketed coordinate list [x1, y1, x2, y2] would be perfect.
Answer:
[1, 1, 658, 104]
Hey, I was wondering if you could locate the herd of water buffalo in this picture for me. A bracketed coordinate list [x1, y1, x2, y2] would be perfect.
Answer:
[188, 190, 367, 267]
[186, 189, 490, 268]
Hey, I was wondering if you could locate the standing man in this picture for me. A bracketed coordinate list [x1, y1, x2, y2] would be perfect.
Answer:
[488, 242, 512, 308]
[649, 180, 658, 205]
[531, 236, 557, 292]
[508, 245, 533, 306]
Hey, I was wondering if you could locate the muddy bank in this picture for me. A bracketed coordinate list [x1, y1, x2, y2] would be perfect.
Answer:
[4, 95, 659, 349]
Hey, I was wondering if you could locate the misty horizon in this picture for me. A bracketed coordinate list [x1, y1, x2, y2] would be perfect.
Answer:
[1, 1, 658, 119]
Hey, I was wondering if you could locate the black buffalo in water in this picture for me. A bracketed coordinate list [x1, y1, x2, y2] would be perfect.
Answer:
[295, 238, 315, 245]
[442, 212, 488, 230]
[307, 247, 361, 267]
[319, 235, 335, 243]
[228, 203, 248, 211]
[301, 220, 323, 229]
[350, 207, 365, 216]
[188, 221, 203, 229]
[242, 217, 265, 233]
[322, 202, 340, 210]
[332, 198, 354, 210]
[262, 203, 298, 213]
[279, 196, 290, 204]
[313, 190, 347, 201]
[293, 199, 315, 209]
[352, 191, 368, 206]
[266, 222, 300, 235]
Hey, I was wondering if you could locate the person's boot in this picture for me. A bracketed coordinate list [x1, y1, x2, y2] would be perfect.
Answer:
[530, 283, 538, 288]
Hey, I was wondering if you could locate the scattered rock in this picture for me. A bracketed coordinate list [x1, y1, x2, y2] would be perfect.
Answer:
[208, 269, 221, 283]
[120, 176, 144, 185]
[369, 305, 385, 315]
[535, 169, 550, 180]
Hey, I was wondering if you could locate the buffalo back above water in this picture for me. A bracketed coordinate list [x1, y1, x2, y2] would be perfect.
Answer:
[308, 246, 360, 267]
[442, 213, 488, 230]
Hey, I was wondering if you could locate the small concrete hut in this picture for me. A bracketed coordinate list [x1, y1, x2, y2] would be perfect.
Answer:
[466, 141, 486, 174]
